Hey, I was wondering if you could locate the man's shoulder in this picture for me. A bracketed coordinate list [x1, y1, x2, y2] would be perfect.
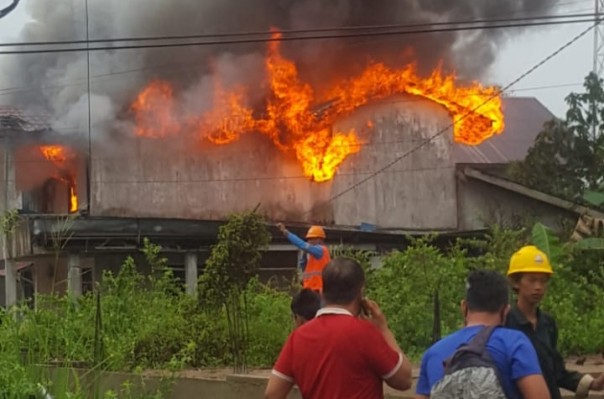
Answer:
[431, 327, 530, 350]
[423, 328, 469, 358]
[493, 326, 532, 341]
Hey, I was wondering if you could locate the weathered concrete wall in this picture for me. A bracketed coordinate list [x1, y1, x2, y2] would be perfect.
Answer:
[0, 141, 22, 214]
[91, 95, 456, 230]
[457, 173, 578, 231]
[331, 97, 456, 229]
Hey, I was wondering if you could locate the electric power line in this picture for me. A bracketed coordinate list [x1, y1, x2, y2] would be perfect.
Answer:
[507, 82, 584, 92]
[0, 10, 596, 97]
[305, 21, 599, 216]
[0, 17, 600, 56]
[0, 0, 20, 19]
[0, 11, 598, 48]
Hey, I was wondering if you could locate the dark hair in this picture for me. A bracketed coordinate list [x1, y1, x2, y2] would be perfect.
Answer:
[322, 257, 365, 305]
[465, 269, 509, 313]
[291, 289, 321, 321]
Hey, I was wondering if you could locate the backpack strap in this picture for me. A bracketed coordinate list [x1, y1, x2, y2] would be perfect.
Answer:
[471, 326, 519, 399]
[468, 325, 498, 350]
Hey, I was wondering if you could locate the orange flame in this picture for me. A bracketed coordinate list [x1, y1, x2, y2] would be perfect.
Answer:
[131, 34, 504, 182]
[130, 80, 179, 139]
[325, 63, 504, 145]
[40, 145, 68, 162]
[39, 145, 78, 213]
[202, 82, 255, 145]
[69, 185, 77, 213]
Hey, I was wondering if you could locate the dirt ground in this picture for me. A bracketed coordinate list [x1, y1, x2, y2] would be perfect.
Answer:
[156, 354, 604, 380]
[140, 355, 604, 398]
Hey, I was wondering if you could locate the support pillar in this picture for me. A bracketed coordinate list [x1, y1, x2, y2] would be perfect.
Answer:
[67, 253, 82, 297]
[4, 258, 17, 307]
[185, 252, 198, 296]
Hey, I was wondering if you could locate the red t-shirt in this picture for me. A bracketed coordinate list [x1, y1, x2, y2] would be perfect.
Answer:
[272, 307, 402, 399]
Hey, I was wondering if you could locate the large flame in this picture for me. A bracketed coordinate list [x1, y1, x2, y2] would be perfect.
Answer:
[39, 145, 78, 213]
[131, 34, 504, 182]
[130, 80, 179, 139]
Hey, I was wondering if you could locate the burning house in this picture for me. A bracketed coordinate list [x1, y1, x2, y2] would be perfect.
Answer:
[3, 0, 593, 306]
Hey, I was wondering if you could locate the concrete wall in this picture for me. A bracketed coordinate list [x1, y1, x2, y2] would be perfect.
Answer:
[331, 97, 456, 229]
[0, 139, 22, 213]
[91, 95, 456, 230]
[457, 174, 578, 231]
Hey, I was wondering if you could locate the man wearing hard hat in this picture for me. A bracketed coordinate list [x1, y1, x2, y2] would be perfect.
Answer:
[277, 223, 331, 292]
[505, 245, 604, 399]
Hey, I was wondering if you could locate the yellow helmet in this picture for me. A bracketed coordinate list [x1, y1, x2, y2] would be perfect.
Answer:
[507, 245, 554, 276]
[306, 225, 326, 239]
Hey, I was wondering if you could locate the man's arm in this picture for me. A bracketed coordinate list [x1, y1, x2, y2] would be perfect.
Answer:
[414, 349, 432, 399]
[516, 375, 551, 399]
[277, 223, 324, 259]
[363, 299, 412, 391]
[265, 375, 294, 399]
[510, 333, 551, 399]
[287, 232, 323, 259]
[550, 319, 586, 393]
[265, 333, 295, 399]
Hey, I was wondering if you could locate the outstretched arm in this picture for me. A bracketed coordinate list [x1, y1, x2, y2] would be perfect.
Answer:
[277, 223, 324, 259]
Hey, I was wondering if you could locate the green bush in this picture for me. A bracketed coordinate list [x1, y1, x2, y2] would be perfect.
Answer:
[2, 222, 604, 392]
[245, 278, 292, 367]
[365, 238, 467, 359]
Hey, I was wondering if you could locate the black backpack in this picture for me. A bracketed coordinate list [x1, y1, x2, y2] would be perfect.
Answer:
[430, 326, 513, 399]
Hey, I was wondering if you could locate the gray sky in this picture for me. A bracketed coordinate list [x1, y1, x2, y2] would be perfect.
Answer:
[0, 0, 596, 118]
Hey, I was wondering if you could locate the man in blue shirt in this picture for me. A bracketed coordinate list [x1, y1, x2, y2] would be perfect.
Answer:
[277, 223, 331, 291]
[415, 269, 550, 399]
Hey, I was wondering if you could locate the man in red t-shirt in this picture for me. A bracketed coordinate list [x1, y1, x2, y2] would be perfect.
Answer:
[265, 258, 412, 399]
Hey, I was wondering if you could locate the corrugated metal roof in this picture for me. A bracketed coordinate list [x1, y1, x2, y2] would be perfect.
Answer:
[0, 106, 51, 132]
[453, 97, 555, 164]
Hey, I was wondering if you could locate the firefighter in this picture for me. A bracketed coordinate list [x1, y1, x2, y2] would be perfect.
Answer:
[505, 245, 604, 399]
[277, 223, 331, 292]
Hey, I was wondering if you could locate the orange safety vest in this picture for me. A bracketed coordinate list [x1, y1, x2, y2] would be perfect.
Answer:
[302, 245, 331, 292]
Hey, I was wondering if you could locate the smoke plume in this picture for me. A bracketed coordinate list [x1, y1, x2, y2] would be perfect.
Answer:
[2, 0, 560, 138]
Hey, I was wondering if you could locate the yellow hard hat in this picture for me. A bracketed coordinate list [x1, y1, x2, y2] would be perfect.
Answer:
[306, 226, 326, 239]
[507, 245, 554, 276]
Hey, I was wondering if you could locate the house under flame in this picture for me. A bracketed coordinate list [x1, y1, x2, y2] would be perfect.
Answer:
[2, 95, 603, 307]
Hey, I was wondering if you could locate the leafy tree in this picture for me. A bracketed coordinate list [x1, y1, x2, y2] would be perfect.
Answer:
[509, 72, 604, 204]
[198, 211, 271, 373]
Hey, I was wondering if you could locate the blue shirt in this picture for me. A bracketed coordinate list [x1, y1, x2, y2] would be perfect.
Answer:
[416, 325, 542, 399]
[286, 232, 324, 271]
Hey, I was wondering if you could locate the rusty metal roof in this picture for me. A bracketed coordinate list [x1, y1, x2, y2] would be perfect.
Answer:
[453, 97, 555, 164]
[0, 106, 51, 132]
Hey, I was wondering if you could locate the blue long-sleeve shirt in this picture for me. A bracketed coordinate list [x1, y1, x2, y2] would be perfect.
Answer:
[286, 231, 324, 272]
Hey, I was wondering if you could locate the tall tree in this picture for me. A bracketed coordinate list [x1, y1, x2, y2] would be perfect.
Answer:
[509, 72, 604, 204]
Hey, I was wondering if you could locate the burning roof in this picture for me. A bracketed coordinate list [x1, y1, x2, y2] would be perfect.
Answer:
[131, 35, 505, 182]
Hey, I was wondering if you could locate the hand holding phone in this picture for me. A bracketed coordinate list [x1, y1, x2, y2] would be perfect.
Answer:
[360, 298, 371, 317]
[361, 298, 388, 331]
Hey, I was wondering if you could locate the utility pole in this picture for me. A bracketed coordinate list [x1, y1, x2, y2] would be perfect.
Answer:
[592, 0, 604, 140]
[594, 0, 604, 77]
